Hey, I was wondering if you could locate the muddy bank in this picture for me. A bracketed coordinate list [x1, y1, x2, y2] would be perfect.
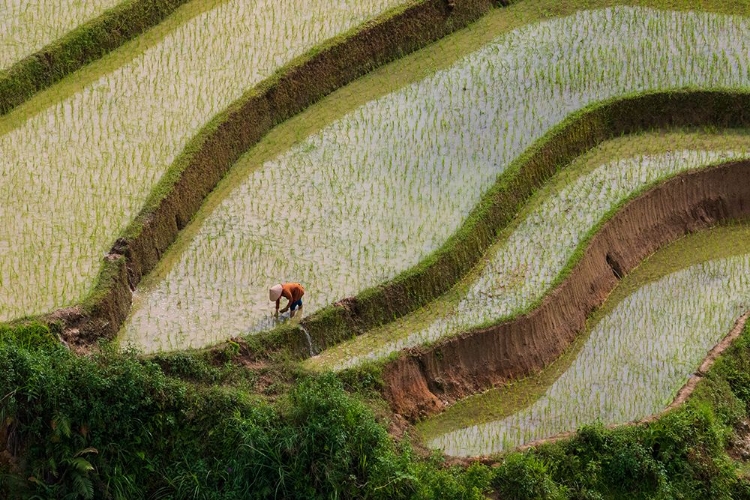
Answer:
[383, 160, 750, 421]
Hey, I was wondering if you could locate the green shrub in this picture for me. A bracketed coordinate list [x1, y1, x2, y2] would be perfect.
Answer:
[222, 373, 398, 498]
[493, 452, 566, 500]
[152, 351, 222, 383]
[0, 322, 57, 350]
[5, 324, 750, 498]
[711, 330, 750, 409]
[409, 459, 493, 500]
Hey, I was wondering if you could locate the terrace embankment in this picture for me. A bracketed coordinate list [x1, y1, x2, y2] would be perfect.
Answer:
[383, 160, 750, 421]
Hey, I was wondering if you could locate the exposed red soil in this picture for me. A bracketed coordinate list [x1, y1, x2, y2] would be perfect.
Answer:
[382, 161, 750, 423]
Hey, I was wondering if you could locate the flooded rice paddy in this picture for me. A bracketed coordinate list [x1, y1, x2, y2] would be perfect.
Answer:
[0, 0, 407, 322]
[120, 6, 750, 352]
[312, 143, 749, 371]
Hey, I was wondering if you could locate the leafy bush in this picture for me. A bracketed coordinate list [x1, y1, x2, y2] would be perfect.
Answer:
[0, 323, 57, 350]
[493, 452, 566, 500]
[152, 352, 223, 383]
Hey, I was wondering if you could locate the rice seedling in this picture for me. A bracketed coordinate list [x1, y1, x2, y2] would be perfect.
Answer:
[120, 7, 750, 353]
[0, 0, 409, 323]
[0, 0, 123, 71]
[427, 254, 750, 456]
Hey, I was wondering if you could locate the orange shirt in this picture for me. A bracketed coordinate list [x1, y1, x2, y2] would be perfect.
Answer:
[277, 282, 304, 307]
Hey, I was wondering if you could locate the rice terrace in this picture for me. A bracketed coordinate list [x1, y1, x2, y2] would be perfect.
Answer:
[5, 0, 750, 498]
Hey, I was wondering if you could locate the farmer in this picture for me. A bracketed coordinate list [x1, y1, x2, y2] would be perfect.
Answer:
[269, 282, 305, 317]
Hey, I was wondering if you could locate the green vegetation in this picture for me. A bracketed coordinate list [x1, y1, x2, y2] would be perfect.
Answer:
[0, 333, 495, 498]
[4, 322, 750, 497]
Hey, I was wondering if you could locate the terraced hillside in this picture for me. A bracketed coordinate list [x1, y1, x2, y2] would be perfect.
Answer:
[309, 132, 750, 372]
[122, 6, 750, 352]
[0, 0, 426, 323]
[110, 0, 750, 458]
[424, 226, 750, 455]
[4, 0, 750, 493]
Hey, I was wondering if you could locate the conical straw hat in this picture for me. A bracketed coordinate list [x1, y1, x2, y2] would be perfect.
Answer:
[269, 284, 283, 301]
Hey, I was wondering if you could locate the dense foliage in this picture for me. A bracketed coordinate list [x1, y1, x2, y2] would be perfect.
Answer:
[0, 329, 491, 499]
[2, 324, 750, 498]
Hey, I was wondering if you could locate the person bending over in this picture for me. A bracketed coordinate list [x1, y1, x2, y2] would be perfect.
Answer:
[269, 282, 305, 317]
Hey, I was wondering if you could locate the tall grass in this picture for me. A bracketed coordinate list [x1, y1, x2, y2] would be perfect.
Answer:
[0, 335, 494, 498]
[4, 319, 750, 496]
